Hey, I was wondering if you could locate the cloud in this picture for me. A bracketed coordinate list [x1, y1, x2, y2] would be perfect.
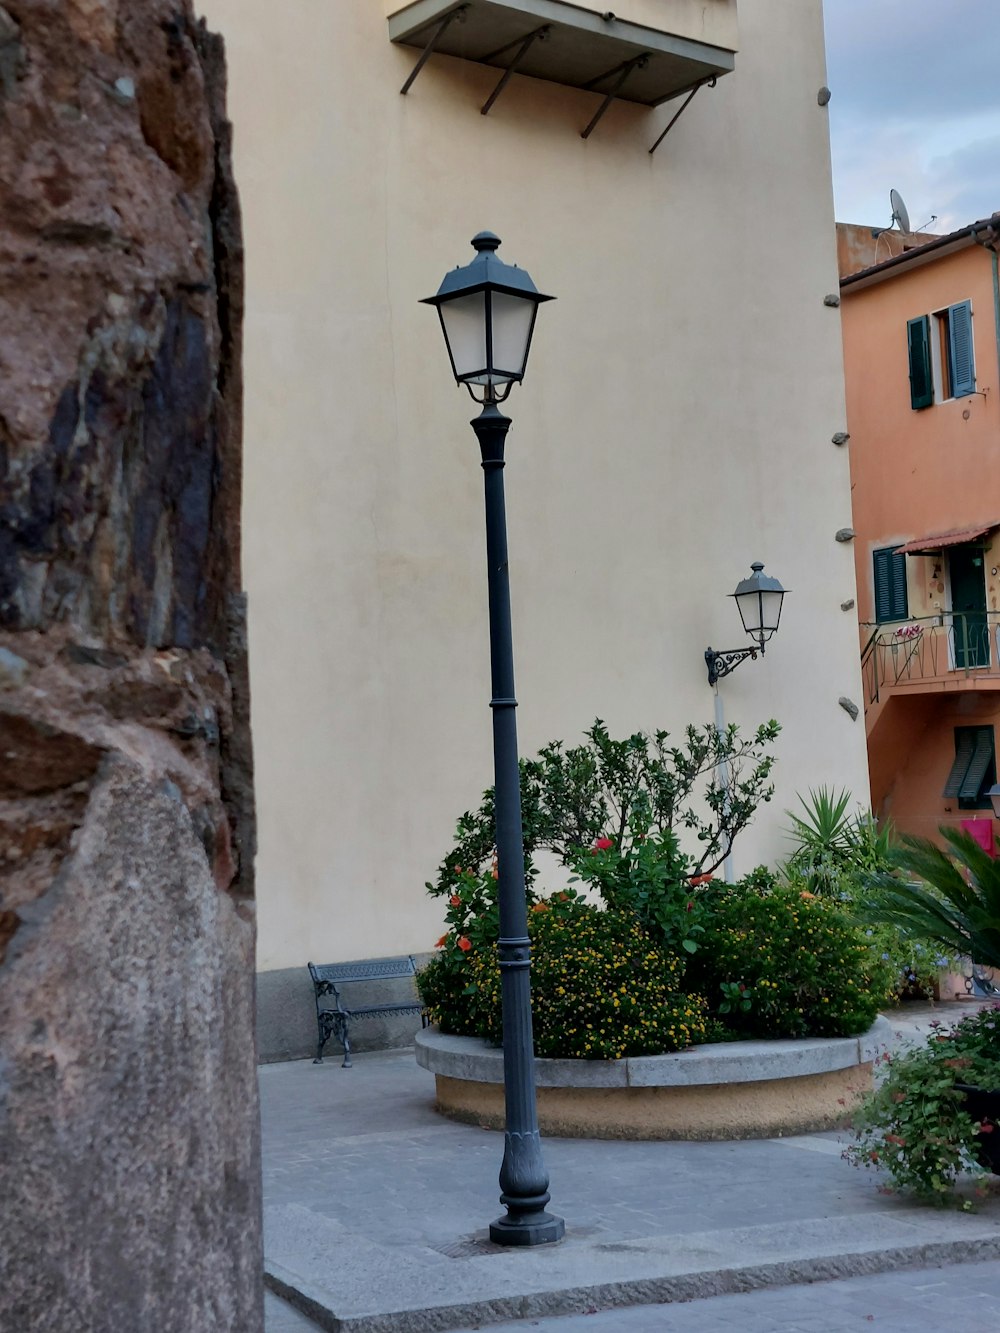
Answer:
[824, 1, 1000, 228]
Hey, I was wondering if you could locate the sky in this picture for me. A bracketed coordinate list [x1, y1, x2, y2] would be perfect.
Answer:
[823, 0, 1000, 233]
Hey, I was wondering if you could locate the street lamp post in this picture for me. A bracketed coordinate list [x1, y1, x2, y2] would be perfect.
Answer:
[422, 233, 564, 1247]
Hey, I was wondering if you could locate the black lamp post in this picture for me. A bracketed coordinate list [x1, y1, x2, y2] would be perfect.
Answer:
[422, 233, 563, 1247]
[705, 562, 788, 686]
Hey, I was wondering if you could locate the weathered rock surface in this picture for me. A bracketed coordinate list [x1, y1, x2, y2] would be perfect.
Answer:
[0, 4, 261, 1330]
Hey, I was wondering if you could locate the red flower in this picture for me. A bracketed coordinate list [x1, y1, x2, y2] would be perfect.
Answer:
[685, 901, 694, 912]
[688, 874, 713, 887]
[884, 1134, 907, 1146]
[435, 934, 448, 948]
[457, 936, 472, 952]
[449, 894, 462, 908]
[978, 1122, 995, 1135]
[594, 837, 613, 852]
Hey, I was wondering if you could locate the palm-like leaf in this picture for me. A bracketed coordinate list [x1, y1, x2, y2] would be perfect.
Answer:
[860, 829, 1000, 972]
[785, 786, 854, 859]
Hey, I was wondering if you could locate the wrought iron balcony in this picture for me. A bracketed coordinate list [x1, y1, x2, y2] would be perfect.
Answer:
[860, 612, 1000, 709]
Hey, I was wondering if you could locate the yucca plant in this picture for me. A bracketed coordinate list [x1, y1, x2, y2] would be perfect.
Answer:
[860, 828, 1000, 973]
[784, 786, 855, 892]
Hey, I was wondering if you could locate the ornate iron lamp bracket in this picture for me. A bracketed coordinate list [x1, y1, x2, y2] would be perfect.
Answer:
[705, 644, 759, 686]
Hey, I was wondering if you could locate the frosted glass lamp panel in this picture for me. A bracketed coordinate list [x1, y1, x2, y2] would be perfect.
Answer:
[737, 589, 783, 641]
[440, 292, 488, 383]
[490, 292, 536, 382]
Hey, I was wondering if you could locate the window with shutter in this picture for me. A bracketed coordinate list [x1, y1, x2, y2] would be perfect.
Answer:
[947, 299, 975, 397]
[944, 726, 997, 809]
[873, 546, 908, 622]
[931, 300, 976, 400]
[907, 315, 933, 409]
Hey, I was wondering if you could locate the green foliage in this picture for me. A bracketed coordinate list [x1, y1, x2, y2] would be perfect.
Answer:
[567, 798, 704, 955]
[845, 1004, 1000, 1202]
[719, 981, 753, 1015]
[467, 898, 708, 1060]
[784, 790, 951, 998]
[416, 863, 506, 1035]
[784, 787, 895, 894]
[686, 872, 896, 1039]
[860, 829, 1000, 973]
[427, 718, 781, 897]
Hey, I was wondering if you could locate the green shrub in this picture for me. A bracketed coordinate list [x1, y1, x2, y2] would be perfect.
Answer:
[845, 1004, 1000, 1202]
[687, 872, 896, 1039]
[427, 717, 781, 898]
[861, 829, 1000, 973]
[568, 799, 704, 956]
[468, 898, 708, 1060]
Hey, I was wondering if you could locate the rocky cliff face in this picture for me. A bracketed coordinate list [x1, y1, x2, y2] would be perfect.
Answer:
[0, 4, 261, 1329]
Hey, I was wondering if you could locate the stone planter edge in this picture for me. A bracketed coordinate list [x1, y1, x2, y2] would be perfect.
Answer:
[415, 1016, 891, 1089]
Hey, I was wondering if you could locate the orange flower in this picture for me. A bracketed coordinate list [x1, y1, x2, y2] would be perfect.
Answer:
[450, 894, 462, 908]
[457, 936, 472, 952]
[435, 935, 448, 948]
[885, 1133, 907, 1146]
[531, 902, 548, 913]
[688, 874, 713, 887]
[799, 890, 816, 900]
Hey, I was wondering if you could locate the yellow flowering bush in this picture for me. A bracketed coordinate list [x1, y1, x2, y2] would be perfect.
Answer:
[468, 898, 708, 1059]
[687, 871, 896, 1038]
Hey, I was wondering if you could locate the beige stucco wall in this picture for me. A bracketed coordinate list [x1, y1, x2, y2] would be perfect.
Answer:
[198, 0, 869, 972]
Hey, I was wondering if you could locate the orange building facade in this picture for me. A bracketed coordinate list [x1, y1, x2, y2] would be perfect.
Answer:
[840, 215, 1000, 843]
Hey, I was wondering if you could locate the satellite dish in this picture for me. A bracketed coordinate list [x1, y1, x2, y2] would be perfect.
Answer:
[890, 189, 911, 233]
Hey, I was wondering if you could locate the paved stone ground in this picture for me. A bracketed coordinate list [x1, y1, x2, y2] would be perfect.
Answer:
[267, 1259, 1000, 1331]
[260, 1001, 1000, 1333]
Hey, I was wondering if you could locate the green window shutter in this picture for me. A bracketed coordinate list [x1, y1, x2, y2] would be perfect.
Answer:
[873, 547, 908, 621]
[907, 315, 933, 409]
[946, 726, 997, 804]
[959, 729, 994, 800]
[948, 300, 975, 397]
[944, 729, 976, 798]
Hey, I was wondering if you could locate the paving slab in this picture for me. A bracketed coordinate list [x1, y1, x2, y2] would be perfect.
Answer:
[259, 1003, 1000, 1333]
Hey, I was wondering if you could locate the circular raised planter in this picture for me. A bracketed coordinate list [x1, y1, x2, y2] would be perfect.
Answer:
[415, 1018, 891, 1140]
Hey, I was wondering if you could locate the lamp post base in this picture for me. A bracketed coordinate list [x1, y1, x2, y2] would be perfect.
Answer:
[490, 1211, 565, 1247]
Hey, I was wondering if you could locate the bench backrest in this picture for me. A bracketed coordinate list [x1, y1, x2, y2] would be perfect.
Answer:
[308, 956, 418, 995]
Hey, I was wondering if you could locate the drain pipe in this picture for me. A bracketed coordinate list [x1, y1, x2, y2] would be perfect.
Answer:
[971, 218, 1000, 397]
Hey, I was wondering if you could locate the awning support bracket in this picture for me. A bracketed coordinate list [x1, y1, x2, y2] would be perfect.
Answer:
[400, 4, 469, 95]
[480, 26, 551, 115]
[648, 75, 716, 154]
[580, 53, 650, 140]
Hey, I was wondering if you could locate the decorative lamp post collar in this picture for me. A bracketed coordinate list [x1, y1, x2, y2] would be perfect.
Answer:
[422, 232, 554, 403]
[706, 562, 788, 686]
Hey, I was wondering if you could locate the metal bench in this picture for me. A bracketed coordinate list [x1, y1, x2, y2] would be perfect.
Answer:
[307, 957, 426, 1067]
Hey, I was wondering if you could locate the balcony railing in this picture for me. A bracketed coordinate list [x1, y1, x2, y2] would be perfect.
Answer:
[861, 613, 1000, 708]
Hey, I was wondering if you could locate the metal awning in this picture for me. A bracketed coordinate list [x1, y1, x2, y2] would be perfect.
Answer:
[895, 523, 997, 556]
[388, 1, 736, 110]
